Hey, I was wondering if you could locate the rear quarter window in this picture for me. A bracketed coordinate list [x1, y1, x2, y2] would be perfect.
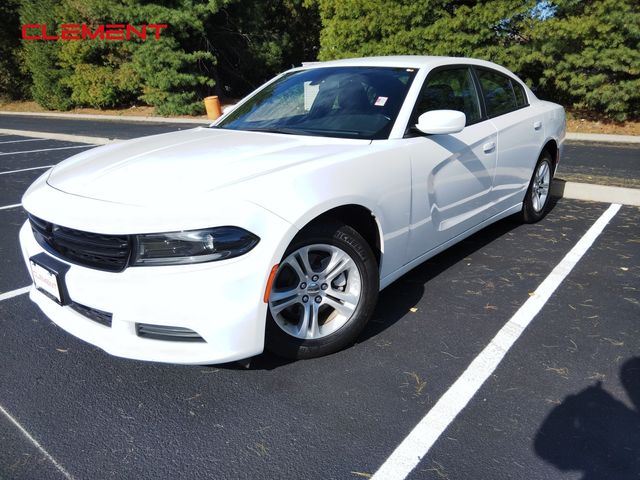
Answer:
[512, 80, 528, 107]
[476, 69, 519, 117]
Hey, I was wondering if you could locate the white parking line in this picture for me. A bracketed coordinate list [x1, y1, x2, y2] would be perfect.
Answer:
[0, 128, 113, 145]
[371, 203, 622, 480]
[0, 203, 22, 211]
[0, 403, 74, 480]
[0, 286, 30, 302]
[0, 285, 72, 477]
[0, 145, 93, 156]
[0, 138, 45, 145]
[0, 165, 53, 176]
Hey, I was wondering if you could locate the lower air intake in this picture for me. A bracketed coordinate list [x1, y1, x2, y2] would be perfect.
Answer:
[69, 302, 113, 327]
[135, 323, 205, 342]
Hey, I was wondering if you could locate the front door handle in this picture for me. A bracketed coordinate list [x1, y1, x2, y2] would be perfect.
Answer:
[534, 121, 543, 130]
[483, 141, 495, 153]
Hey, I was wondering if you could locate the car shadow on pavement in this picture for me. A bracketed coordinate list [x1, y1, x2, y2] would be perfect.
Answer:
[229, 214, 524, 371]
[224, 196, 563, 371]
[357, 212, 531, 344]
[359, 193, 562, 344]
[534, 357, 640, 480]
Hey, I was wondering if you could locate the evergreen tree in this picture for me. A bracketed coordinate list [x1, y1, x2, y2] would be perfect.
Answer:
[526, 0, 639, 120]
[20, 0, 73, 110]
[312, 0, 639, 120]
[18, 0, 320, 115]
[56, 0, 223, 115]
[0, 0, 29, 100]
[208, 0, 320, 98]
[312, 0, 535, 61]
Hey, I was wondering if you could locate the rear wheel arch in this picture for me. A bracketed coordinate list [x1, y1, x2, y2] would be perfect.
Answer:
[521, 149, 554, 223]
[541, 139, 559, 173]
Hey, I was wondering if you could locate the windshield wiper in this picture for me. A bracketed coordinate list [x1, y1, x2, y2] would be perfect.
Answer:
[243, 127, 304, 135]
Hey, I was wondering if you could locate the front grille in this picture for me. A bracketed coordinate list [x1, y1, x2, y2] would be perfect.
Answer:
[29, 214, 130, 272]
[136, 323, 205, 342]
[69, 302, 113, 327]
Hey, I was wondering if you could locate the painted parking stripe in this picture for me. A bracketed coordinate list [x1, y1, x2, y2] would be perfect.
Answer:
[0, 286, 30, 302]
[371, 203, 622, 480]
[0, 165, 53, 176]
[0, 403, 74, 480]
[0, 145, 93, 156]
[0, 138, 46, 145]
[0, 128, 112, 145]
[0, 203, 22, 211]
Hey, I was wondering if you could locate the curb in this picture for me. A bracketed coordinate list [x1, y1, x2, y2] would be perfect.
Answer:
[0, 111, 210, 125]
[565, 132, 640, 144]
[0, 128, 113, 145]
[552, 179, 640, 207]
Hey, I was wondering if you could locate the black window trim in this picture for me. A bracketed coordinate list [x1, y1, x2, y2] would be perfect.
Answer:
[403, 64, 486, 138]
[471, 66, 530, 120]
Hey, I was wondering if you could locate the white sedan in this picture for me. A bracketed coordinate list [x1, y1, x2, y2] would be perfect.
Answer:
[19, 56, 565, 364]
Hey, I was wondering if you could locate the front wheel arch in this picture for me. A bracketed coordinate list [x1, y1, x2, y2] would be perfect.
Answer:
[265, 220, 379, 359]
[295, 204, 383, 270]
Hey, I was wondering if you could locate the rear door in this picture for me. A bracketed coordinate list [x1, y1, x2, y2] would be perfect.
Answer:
[405, 66, 498, 261]
[474, 67, 544, 212]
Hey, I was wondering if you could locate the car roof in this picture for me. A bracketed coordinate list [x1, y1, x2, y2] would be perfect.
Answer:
[298, 55, 517, 77]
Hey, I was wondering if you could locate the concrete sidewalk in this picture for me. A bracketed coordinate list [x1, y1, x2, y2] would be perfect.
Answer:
[0, 111, 209, 125]
[1, 111, 638, 144]
[565, 132, 640, 144]
[551, 179, 640, 207]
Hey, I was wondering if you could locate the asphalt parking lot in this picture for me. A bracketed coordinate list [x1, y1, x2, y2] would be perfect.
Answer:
[0, 118, 638, 480]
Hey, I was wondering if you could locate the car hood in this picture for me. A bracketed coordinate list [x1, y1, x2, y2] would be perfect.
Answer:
[47, 127, 370, 206]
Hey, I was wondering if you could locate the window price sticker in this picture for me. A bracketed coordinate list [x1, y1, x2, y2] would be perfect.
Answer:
[374, 96, 388, 107]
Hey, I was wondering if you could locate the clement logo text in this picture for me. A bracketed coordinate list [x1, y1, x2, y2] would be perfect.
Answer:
[22, 24, 169, 41]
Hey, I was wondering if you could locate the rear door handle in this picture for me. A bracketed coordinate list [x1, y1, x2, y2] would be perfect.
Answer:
[534, 121, 543, 130]
[483, 141, 495, 153]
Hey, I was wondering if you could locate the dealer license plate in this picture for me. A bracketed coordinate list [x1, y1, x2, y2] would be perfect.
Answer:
[30, 259, 63, 304]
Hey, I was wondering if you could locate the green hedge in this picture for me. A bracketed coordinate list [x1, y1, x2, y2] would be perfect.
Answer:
[6, 0, 638, 120]
[0, 0, 30, 100]
[312, 0, 640, 121]
[12, 0, 319, 116]
[19, 0, 223, 115]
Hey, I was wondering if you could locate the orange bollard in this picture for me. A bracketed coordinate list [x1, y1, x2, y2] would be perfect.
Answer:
[204, 96, 223, 120]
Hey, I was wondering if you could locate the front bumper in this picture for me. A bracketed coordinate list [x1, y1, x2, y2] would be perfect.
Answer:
[19, 217, 291, 365]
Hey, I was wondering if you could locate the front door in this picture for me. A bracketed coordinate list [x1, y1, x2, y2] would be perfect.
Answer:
[405, 67, 498, 261]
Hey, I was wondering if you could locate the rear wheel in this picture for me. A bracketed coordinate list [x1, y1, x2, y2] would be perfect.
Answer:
[265, 221, 378, 359]
[521, 150, 554, 223]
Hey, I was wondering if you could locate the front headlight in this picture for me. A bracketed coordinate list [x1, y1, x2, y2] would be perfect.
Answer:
[131, 227, 259, 266]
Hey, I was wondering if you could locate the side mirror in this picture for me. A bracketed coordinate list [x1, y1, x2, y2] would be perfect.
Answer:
[415, 110, 466, 135]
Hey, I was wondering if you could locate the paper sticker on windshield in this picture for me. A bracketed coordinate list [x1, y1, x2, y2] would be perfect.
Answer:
[374, 96, 388, 107]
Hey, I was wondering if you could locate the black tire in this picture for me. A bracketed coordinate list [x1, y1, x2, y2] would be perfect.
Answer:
[265, 220, 379, 359]
[521, 150, 554, 223]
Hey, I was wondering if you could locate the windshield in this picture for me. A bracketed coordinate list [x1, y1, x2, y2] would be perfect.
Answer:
[216, 66, 417, 140]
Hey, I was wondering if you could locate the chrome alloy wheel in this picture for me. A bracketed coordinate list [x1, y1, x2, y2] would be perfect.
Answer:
[268, 244, 362, 340]
[532, 160, 551, 213]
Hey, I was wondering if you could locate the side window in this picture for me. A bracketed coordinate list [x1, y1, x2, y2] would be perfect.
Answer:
[512, 80, 528, 107]
[476, 69, 518, 117]
[414, 68, 481, 125]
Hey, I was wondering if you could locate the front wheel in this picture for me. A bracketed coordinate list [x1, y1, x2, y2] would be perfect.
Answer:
[265, 221, 379, 359]
[521, 151, 554, 223]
